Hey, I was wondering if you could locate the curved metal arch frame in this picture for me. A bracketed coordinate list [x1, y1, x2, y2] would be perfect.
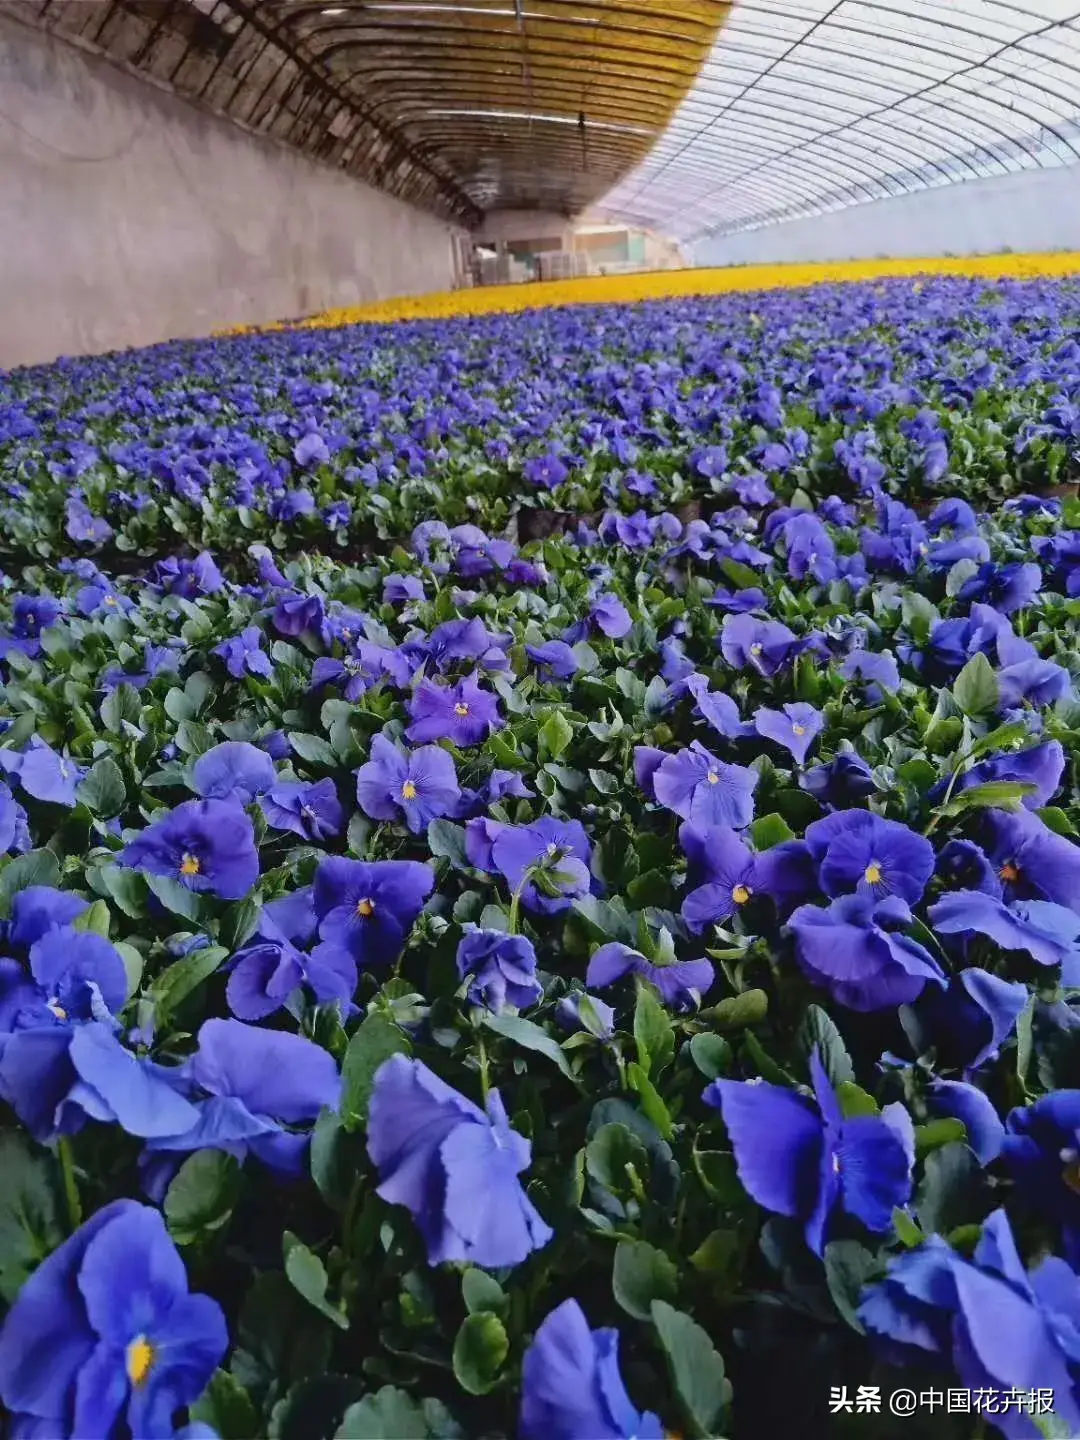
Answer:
[603, 0, 1080, 240]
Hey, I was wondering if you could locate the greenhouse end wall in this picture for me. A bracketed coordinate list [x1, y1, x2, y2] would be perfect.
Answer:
[0, 13, 465, 370]
[693, 167, 1080, 268]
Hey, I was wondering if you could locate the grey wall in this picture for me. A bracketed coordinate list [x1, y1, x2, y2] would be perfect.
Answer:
[693, 166, 1080, 267]
[0, 13, 466, 369]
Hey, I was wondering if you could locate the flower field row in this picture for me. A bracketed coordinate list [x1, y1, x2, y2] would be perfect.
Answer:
[1, 276, 1080, 1437]
[286, 250, 1080, 328]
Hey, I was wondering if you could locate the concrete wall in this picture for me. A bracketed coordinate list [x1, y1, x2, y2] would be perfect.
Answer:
[0, 13, 467, 369]
[693, 166, 1080, 267]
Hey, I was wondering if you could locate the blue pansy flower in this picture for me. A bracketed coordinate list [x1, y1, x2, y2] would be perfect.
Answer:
[859, 1208, 1080, 1432]
[520, 1299, 665, 1440]
[121, 799, 259, 900]
[488, 817, 592, 914]
[141, 1018, 340, 1197]
[652, 742, 758, 829]
[312, 856, 434, 968]
[355, 734, 460, 834]
[0, 1199, 227, 1440]
[259, 777, 343, 842]
[707, 1050, 914, 1256]
[789, 893, 945, 1011]
[456, 930, 542, 1013]
[587, 942, 714, 1011]
[406, 673, 502, 747]
[805, 810, 935, 906]
[368, 1054, 552, 1267]
[0, 735, 85, 808]
[214, 626, 272, 680]
[753, 703, 824, 766]
[191, 741, 276, 804]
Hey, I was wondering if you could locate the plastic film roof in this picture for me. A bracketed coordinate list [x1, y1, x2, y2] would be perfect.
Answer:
[17, 0, 728, 222]
[595, 0, 1080, 242]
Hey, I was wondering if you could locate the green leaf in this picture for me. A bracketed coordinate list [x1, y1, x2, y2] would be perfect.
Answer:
[288, 731, 339, 767]
[1038, 805, 1078, 839]
[688, 1032, 732, 1080]
[914, 1117, 967, 1156]
[190, 1368, 259, 1439]
[346, 811, 371, 858]
[953, 652, 999, 717]
[114, 941, 144, 998]
[452, 1311, 508, 1395]
[892, 1207, 925, 1248]
[707, 989, 768, 1031]
[916, 1141, 981, 1235]
[1017, 992, 1036, 1083]
[720, 558, 760, 591]
[101, 683, 141, 733]
[98, 864, 147, 918]
[165, 1151, 241, 1246]
[0, 849, 61, 916]
[152, 944, 227, 1018]
[823, 1240, 877, 1333]
[749, 812, 795, 850]
[613, 1239, 678, 1320]
[340, 1012, 411, 1131]
[797, 1005, 854, 1086]
[145, 872, 204, 922]
[462, 1268, 508, 1317]
[586, 1122, 650, 1198]
[283, 1233, 349, 1329]
[539, 709, 574, 761]
[72, 899, 111, 938]
[0, 1132, 65, 1304]
[689, 1228, 741, 1283]
[651, 1301, 731, 1438]
[836, 1081, 879, 1118]
[336, 1388, 463, 1439]
[966, 720, 1029, 762]
[938, 779, 1036, 817]
[426, 818, 471, 870]
[634, 984, 675, 1078]
[627, 1061, 674, 1140]
[77, 757, 127, 817]
[483, 1012, 576, 1082]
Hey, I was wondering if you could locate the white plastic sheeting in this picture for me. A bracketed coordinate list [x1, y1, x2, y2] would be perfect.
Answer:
[596, 0, 1080, 242]
[692, 165, 1080, 263]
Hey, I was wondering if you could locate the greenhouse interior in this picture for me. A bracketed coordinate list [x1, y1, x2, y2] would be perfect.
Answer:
[5, 2, 1080, 1437]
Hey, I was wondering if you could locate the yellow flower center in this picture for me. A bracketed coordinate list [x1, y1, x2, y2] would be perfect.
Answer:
[126, 1336, 155, 1388]
[454, 702, 470, 716]
[401, 780, 417, 800]
[105, 595, 117, 606]
[706, 771, 720, 785]
[357, 897, 374, 917]
[1000, 862, 1020, 883]
[864, 861, 882, 885]
[792, 723, 806, 736]
[749, 643, 763, 657]
[732, 884, 752, 905]
[48, 1000, 67, 1020]
[179, 853, 201, 877]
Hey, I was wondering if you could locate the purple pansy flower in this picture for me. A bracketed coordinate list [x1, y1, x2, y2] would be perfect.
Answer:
[456, 930, 542, 1013]
[259, 777, 343, 842]
[0, 1200, 227, 1440]
[367, 1054, 552, 1267]
[651, 742, 758, 829]
[805, 810, 935, 906]
[0, 736, 85, 808]
[490, 817, 592, 914]
[720, 613, 798, 675]
[587, 943, 714, 1011]
[355, 734, 460, 834]
[120, 799, 259, 900]
[590, 593, 633, 639]
[214, 626, 272, 680]
[312, 856, 434, 968]
[520, 1299, 665, 1440]
[753, 703, 823, 766]
[406, 673, 502, 747]
[789, 893, 945, 1011]
[707, 1050, 914, 1256]
[191, 741, 275, 805]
